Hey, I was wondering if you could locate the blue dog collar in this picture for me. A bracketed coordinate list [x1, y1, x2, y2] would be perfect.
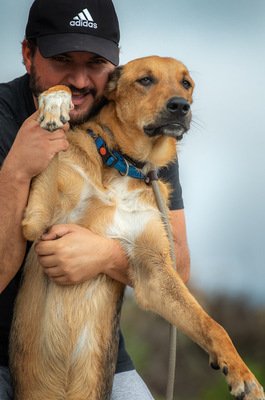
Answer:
[87, 129, 147, 180]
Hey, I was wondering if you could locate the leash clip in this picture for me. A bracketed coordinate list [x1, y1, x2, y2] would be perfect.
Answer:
[145, 170, 159, 185]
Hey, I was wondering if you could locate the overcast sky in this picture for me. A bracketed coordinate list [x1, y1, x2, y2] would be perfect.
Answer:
[1, 0, 265, 303]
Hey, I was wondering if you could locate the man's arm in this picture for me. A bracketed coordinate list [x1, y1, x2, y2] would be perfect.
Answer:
[171, 209, 190, 284]
[0, 111, 69, 293]
[0, 165, 30, 292]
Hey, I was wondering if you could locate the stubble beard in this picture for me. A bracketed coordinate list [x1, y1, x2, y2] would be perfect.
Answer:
[29, 62, 107, 126]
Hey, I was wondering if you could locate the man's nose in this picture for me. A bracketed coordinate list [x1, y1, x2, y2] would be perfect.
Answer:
[68, 67, 93, 89]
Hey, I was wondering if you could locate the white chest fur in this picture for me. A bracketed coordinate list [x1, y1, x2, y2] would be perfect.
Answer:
[62, 162, 160, 247]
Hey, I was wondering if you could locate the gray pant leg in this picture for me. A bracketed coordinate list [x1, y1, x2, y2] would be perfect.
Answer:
[111, 370, 154, 400]
[0, 366, 14, 400]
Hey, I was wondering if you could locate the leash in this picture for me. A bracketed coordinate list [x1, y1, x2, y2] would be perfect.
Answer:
[146, 171, 177, 400]
[88, 129, 177, 400]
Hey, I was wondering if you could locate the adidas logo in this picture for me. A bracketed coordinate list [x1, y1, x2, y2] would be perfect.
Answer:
[70, 8, 98, 29]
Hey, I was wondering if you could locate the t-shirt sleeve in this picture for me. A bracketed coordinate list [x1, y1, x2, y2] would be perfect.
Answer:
[0, 74, 35, 167]
[0, 112, 19, 166]
[158, 159, 184, 210]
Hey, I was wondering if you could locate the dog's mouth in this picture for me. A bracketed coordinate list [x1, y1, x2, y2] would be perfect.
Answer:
[144, 123, 187, 141]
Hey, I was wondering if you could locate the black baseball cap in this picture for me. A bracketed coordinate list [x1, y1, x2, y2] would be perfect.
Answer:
[25, 0, 120, 66]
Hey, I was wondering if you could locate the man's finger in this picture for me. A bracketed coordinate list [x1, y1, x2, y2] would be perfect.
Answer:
[41, 224, 72, 241]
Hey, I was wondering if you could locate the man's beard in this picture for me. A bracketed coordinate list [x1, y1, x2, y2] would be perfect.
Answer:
[29, 62, 107, 125]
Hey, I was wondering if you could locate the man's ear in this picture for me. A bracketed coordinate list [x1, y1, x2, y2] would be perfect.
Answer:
[104, 66, 123, 99]
[22, 39, 33, 74]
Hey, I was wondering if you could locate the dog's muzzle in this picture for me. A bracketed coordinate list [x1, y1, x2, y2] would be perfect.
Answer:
[143, 97, 191, 140]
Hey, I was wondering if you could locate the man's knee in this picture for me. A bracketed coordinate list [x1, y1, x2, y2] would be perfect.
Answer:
[111, 370, 154, 400]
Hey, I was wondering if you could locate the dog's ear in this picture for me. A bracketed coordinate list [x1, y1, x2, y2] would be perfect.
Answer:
[104, 66, 123, 99]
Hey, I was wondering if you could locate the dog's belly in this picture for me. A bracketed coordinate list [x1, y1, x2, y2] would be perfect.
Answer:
[40, 274, 122, 367]
[11, 251, 124, 399]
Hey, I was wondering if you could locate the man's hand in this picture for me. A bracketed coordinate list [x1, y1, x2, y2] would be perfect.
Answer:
[4, 110, 69, 183]
[34, 224, 131, 286]
[34, 209, 190, 288]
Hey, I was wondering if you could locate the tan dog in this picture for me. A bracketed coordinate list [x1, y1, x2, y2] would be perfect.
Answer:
[10, 56, 264, 400]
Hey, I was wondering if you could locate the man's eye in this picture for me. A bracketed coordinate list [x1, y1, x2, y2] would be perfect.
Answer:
[136, 77, 153, 86]
[182, 79, 192, 90]
[52, 56, 69, 63]
[90, 59, 107, 65]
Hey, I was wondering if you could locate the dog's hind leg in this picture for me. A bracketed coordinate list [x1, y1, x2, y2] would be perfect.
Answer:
[128, 218, 264, 400]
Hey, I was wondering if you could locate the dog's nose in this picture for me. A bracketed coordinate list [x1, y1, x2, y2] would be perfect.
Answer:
[167, 97, 190, 117]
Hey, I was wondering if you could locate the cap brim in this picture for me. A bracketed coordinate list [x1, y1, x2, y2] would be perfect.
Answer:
[36, 33, 119, 66]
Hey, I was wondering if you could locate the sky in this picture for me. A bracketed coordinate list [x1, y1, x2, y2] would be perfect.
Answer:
[1, 0, 265, 303]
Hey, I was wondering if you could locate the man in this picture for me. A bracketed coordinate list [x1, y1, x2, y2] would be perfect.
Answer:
[0, 0, 190, 398]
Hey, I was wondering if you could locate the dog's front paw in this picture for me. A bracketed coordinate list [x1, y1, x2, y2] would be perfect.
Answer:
[38, 85, 73, 132]
[210, 358, 265, 399]
[229, 375, 265, 400]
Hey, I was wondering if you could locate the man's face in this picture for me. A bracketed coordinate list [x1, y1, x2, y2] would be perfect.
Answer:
[25, 47, 115, 124]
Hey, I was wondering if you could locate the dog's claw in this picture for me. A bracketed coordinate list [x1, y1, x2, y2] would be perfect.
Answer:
[46, 121, 58, 132]
[60, 115, 68, 125]
[235, 394, 245, 400]
[223, 365, 228, 376]
[210, 362, 220, 370]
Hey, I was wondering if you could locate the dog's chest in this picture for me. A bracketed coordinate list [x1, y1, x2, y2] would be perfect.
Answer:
[105, 179, 159, 244]
[60, 162, 159, 244]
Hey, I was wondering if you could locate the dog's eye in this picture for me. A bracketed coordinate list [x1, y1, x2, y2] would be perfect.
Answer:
[182, 80, 192, 90]
[136, 77, 153, 86]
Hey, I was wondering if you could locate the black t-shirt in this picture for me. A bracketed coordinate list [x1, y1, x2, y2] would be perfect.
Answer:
[0, 74, 184, 371]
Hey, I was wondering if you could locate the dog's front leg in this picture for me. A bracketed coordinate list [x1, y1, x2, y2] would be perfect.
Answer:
[22, 155, 60, 241]
[22, 86, 73, 241]
[129, 219, 264, 400]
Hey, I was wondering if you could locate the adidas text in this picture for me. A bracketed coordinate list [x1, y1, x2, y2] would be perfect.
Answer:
[70, 20, 97, 29]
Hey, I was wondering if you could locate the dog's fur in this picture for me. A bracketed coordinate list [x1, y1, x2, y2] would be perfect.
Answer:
[10, 56, 264, 400]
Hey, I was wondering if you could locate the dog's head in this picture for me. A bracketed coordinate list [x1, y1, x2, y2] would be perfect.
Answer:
[105, 56, 194, 140]
[104, 56, 194, 166]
